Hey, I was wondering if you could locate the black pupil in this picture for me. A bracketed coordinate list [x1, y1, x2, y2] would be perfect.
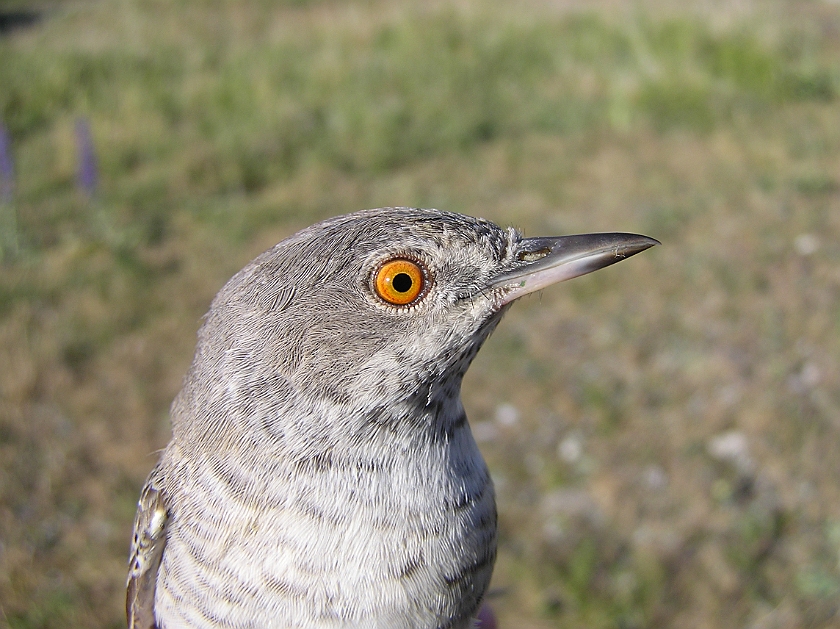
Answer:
[392, 272, 413, 293]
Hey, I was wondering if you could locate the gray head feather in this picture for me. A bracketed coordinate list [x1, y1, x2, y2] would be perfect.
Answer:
[172, 207, 520, 453]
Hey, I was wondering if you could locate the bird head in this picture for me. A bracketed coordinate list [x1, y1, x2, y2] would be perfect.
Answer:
[173, 208, 657, 444]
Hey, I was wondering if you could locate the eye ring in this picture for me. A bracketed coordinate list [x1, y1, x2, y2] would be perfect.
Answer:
[373, 258, 427, 306]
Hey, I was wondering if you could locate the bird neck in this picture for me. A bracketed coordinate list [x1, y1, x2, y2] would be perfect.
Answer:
[170, 366, 470, 470]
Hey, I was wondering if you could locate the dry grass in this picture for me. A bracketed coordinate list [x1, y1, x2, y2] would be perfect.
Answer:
[1, 0, 840, 627]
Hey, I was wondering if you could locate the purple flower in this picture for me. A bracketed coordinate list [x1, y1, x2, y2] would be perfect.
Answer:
[0, 123, 13, 203]
[76, 118, 98, 196]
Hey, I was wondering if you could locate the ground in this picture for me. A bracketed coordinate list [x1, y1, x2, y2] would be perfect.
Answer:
[1, 0, 840, 627]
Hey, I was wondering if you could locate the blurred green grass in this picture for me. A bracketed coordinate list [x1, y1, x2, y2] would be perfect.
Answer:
[2, 1, 840, 628]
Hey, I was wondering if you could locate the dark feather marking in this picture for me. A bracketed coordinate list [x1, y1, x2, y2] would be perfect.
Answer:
[127, 472, 168, 629]
[442, 546, 496, 588]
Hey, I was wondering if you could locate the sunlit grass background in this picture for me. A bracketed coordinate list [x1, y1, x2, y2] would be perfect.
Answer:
[2, 0, 840, 627]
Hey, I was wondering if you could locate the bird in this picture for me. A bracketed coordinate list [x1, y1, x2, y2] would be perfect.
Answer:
[127, 207, 658, 629]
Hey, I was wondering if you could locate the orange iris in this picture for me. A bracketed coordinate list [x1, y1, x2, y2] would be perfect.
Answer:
[374, 259, 425, 306]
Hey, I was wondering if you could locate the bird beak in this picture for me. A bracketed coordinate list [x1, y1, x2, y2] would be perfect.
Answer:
[491, 233, 659, 306]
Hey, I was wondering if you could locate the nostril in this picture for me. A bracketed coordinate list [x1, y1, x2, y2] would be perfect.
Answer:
[516, 247, 551, 262]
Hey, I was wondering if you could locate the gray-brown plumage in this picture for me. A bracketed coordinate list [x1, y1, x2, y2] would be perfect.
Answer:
[127, 207, 657, 629]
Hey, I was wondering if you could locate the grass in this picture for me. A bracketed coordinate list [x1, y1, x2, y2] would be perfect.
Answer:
[2, 0, 840, 627]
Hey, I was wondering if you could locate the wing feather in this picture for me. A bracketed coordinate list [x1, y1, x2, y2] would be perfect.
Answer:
[127, 469, 168, 629]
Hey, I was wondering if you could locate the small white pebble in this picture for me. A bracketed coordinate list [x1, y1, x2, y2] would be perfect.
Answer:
[794, 233, 819, 256]
[494, 403, 520, 427]
[708, 431, 748, 461]
[558, 434, 583, 464]
[708, 430, 753, 473]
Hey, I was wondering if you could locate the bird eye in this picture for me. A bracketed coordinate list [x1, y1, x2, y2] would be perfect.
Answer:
[374, 259, 426, 306]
